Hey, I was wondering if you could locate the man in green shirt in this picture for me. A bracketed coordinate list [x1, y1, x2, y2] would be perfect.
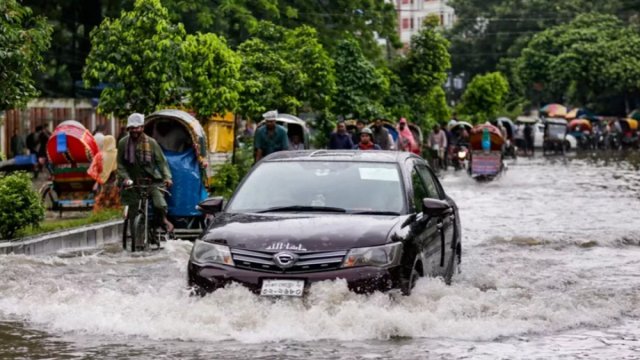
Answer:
[117, 113, 174, 233]
[254, 110, 289, 161]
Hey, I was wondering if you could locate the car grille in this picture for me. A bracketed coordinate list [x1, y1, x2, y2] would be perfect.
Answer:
[231, 248, 347, 273]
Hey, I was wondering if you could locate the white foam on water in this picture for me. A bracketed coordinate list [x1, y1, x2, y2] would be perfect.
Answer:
[0, 156, 638, 357]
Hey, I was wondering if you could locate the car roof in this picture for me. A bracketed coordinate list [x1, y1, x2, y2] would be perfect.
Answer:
[262, 150, 420, 163]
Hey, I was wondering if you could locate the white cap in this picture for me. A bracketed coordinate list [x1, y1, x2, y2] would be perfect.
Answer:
[126, 113, 144, 128]
[263, 110, 278, 120]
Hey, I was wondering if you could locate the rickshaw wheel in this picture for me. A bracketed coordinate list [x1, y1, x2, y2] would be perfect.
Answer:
[39, 183, 57, 211]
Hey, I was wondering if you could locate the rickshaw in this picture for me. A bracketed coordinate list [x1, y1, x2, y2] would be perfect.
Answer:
[121, 109, 211, 251]
[468, 123, 505, 181]
[494, 117, 516, 158]
[619, 118, 639, 149]
[568, 119, 593, 150]
[40, 120, 99, 216]
[143, 109, 209, 241]
[542, 118, 569, 155]
[256, 113, 310, 150]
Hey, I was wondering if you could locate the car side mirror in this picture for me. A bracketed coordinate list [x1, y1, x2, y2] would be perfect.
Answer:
[197, 196, 224, 214]
[422, 198, 452, 217]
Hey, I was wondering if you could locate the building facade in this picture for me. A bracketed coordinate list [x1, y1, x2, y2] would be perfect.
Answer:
[396, 0, 455, 45]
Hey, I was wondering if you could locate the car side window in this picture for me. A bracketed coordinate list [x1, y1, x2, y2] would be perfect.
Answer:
[411, 169, 429, 213]
[416, 164, 443, 200]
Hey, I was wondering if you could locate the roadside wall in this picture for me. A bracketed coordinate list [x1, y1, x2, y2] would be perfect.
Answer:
[2, 98, 122, 157]
[0, 220, 124, 255]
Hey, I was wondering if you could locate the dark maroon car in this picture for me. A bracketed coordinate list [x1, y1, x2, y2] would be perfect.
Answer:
[188, 150, 461, 296]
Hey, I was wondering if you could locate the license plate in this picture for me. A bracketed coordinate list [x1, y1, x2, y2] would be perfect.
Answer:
[260, 279, 304, 297]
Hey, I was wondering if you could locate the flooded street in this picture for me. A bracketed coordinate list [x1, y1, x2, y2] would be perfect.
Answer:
[1, 155, 640, 359]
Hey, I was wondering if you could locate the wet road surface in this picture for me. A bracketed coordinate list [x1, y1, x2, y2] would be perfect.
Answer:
[1, 155, 639, 359]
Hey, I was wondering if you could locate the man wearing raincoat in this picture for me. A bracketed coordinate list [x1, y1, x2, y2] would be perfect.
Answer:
[117, 113, 174, 233]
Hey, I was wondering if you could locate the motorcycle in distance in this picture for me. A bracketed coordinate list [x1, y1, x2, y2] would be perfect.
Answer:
[448, 121, 472, 171]
[568, 119, 593, 150]
[450, 144, 469, 171]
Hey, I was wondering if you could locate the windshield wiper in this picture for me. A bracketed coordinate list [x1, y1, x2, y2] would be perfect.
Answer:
[256, 205, 348, 213]
[349, 210, 401, 216]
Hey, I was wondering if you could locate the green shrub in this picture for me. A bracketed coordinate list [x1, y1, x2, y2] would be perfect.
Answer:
[211, 162, 240, 200]
[0, 172, 45, 239]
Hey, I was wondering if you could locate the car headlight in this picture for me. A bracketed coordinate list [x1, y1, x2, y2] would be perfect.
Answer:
[191, 240, 234, 266]
[342, 242, 403, 268]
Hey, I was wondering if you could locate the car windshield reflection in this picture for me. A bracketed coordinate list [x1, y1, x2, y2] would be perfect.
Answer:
[227, 161, 405, 214]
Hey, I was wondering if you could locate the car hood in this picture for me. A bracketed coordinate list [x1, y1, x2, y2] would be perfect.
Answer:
[201, 213, 406, 251]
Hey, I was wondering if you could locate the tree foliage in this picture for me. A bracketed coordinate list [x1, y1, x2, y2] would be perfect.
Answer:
[332, 37, 388, 119]
[84, 0, 244, 119]
[237, 21, 335, 119]
[447, 0, 622, 83]
[387, 16, 451, 127]
[182, 33, 243, 117]
[0, 0, 52, 111]
[517, 13, 640, 112]
[83, 0, 186, 118]
[459, 72, 509, 124]
[0, 172, 45, 239]
[161, 0, 400, 57]
[402, 16, 451, 96]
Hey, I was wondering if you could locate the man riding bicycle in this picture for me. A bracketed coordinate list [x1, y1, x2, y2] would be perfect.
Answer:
[117, 113, 174, 233]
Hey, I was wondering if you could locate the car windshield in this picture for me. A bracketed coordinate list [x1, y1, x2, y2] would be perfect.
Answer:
[227, 161, 405, 214]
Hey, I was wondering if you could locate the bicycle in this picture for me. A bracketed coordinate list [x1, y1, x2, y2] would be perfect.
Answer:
[122, 181, 170, 252]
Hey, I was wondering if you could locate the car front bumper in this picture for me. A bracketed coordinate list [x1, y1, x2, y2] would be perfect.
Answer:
[188, 262, 403, 295]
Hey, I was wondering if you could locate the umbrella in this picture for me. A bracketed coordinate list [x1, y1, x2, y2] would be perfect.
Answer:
[566, 108, 597, 120]
[627, 110, 640, 122]
[541, 103, 568, 117]
[451, 121, 473, 131]
[622, 118, 638, 130]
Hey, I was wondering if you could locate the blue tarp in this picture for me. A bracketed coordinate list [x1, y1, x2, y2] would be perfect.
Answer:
[164, 148, 208, 217]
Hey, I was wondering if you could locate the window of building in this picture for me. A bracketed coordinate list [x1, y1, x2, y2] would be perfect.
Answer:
[410, 18, 414, 29]
[402, 18, 410, 29]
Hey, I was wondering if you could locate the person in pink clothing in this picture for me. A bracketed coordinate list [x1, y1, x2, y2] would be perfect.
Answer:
[396, 118, 420, 154]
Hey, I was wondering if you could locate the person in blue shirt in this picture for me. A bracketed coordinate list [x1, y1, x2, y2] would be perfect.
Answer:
[328, 121, 354, 149]
[254, 110, 289, 161]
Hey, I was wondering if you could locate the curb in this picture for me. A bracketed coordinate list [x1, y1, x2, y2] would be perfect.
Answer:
[0, 220, 124, 255]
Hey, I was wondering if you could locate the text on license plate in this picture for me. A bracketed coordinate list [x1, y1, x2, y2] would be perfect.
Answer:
[260, 279, 304, 297]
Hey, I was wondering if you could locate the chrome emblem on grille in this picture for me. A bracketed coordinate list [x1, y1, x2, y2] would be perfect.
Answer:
[273, 251, 298, 269]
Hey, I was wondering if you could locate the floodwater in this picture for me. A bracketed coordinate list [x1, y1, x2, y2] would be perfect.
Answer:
[1, 154, 640, 359]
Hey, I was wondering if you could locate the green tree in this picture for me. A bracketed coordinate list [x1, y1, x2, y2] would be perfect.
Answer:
[516, 13, 640, 112]
[402, 16, 451, 96]
[182, 33, 243, 117]
[447, 0, 621, 87]
[0, 0, 52, 111]
[390, 16, 451, 127]
[425, 86, 451, 125]
[83, 0, 187, 118]
[459, 72, 509, 124]
[237, 21, 335, 119]
[332, 37, 389, 119]
[161, 0, 400, 58]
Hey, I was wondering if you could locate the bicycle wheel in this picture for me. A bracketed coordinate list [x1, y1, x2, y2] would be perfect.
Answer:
[132, 213, 148, 251]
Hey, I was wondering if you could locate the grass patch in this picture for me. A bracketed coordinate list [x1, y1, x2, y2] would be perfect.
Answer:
[16, 209, 122, 238]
